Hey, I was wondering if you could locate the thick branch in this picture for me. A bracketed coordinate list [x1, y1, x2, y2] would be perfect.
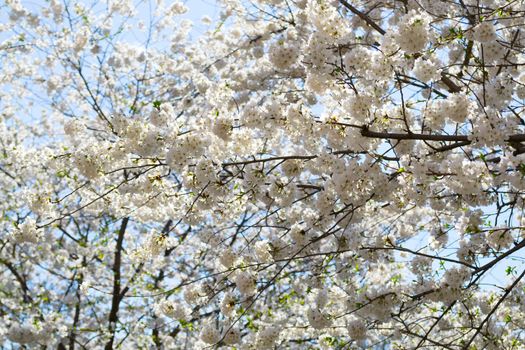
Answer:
[0, 258, 32, 303]
[474, 238, 525, 274]
[339, 0, 386, 35]
[361, 128, 525, 144]
[69, 272, 83, 350]
[104, 217, 129, 350]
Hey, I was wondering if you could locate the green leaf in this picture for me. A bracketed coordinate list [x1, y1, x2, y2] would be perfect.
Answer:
[506, 265, 516, 275]
[179, 319, 194, 331]
[391, 274, 401, 284]
[56, 169, 69, 178]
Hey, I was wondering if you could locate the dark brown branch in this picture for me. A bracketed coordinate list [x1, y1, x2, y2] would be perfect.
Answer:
[339, 0, 386, 35]
[223, 155, 316, 167]
[440, 74, 462, 93]
[69, 272, 83, 350]
[361, 128, 525, 144]
[0, 258, 32, 303]
[104, 217, 129, 350]
[474, 238, 525, 274]
[359, 246, 476, 269]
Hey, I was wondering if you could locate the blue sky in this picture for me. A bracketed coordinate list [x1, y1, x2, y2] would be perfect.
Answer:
[183, 0, 221, 36]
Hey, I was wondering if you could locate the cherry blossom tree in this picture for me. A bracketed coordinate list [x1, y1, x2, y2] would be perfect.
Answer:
[1, 0, 525, 348]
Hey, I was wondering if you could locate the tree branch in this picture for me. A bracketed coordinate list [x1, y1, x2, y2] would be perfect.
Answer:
[339, 0, 386, 35]
[104, 217, 129, 350]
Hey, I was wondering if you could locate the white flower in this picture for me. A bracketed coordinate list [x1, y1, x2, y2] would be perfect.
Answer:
[347, 319, 367, 340]
[10, 218, 42, 244]
[472, 21, 497, 43]
[393, 11, 431, 53]
[268, 40, 300, 70]
[219, 248, 237, 268]
[307, 308, 332, 329]
[155, 300, 188, 320]
[222, 326, 241, 344]
[168, 1, 188, 15]
[413, 57, 441, 82]
[254, 240, 273, 263]
[212, 116, 233, 140]
[7, 324, 40, 344]
[220, 292, 236, 317]
[63, 118, 84, 136]
[235, 271, 256, 296]
[441, 267, 470, 288]
[256, 326, 280, 349]
[200, 321, 220, 344]
[290, 223, 309, 246]
[183, 285, 201, 305]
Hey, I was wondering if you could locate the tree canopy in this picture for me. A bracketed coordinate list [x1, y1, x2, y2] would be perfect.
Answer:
[1, 0, 525, 348]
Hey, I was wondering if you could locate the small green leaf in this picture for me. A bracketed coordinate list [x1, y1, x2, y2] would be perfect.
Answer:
[506, 265, 516, 276]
